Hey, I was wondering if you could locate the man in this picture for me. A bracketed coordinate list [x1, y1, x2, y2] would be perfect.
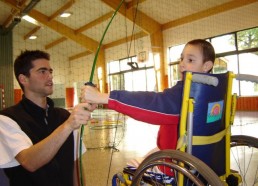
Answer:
[0, 50, 95, 186]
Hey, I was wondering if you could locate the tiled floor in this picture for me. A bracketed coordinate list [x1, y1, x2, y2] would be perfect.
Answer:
[82, 110, 258, 186]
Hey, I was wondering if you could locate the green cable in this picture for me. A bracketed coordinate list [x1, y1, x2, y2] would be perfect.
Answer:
[79, 0, 125, 185]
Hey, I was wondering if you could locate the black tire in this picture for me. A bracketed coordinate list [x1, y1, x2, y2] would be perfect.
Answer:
[131, 149, 224, 186]
[230, 135, 258, 186]
[231, 135, 258, 148]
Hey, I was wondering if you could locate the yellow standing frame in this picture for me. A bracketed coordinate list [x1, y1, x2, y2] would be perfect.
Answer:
[178, 72, 239, 185]
[178, 72, 194, 185]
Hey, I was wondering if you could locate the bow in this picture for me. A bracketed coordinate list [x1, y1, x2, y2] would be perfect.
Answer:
[79, 0, 125, 185]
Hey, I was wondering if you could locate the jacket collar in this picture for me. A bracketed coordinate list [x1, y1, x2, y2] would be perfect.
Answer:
[20, 95, 54, 118]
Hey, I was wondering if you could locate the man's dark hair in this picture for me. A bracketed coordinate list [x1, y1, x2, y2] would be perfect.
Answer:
[14, 50, 50, 90]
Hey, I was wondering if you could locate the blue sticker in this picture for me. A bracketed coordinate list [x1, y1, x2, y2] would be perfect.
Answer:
[207, 100, 224, 123]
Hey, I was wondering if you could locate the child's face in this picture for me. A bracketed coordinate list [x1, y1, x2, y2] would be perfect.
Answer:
[179, 44, 210, 79]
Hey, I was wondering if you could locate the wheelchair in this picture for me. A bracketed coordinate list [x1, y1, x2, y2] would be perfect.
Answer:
[112, 71, 258, 186]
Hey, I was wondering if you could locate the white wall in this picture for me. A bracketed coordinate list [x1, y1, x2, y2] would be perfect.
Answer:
[105, 36, 151, 62]
[105, 2, 258, 77]
[12, 2, 258, 99]
[163, 2, 258, 65]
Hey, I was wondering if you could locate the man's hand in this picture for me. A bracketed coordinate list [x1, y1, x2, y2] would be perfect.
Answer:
[16, 102, 96, 172]
[64, 103, 97, 131]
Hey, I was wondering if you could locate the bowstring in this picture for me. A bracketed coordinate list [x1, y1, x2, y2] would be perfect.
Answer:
[105, 1, 140, 185]
[78, 0, 125, 186]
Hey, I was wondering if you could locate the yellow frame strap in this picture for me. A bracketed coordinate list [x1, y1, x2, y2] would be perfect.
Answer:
[192, 127, 230, 145]
[176, 127, 230, 149]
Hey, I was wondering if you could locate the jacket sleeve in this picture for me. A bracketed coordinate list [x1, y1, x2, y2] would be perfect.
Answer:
[108, 81, 183, 125]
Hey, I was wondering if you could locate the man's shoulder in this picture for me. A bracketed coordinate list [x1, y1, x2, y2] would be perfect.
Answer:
[0, 103, 22, 116]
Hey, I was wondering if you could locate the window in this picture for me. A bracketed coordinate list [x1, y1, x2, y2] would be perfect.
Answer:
[168, 62, 180, 87]
[168, 27, 258, 96]
[168, 44, 184, 86]
[169, 44, 185, 62]
[214, 55, 239, 95]
[120, 58, 131, 71]
[109, 60, 120, 73]
[211, 34, 236, 53]
[237, 27, 258, 50]
[239, 52, 258, 96]
[108, 55, 156, 91]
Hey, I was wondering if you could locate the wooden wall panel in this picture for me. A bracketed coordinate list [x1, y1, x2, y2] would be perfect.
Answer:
[66, 87, 74, 108]
[236, 96, 258, 111]
[14, 89, 22, 104]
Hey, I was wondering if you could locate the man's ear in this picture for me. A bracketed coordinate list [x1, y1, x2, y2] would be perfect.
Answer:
[18, 74, 28, 84]
[203, 61, 213, 73]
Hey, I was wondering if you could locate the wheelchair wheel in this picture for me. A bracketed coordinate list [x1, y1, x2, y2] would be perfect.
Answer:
[230, 135, 258, 186]
[131, 149, 223, 186]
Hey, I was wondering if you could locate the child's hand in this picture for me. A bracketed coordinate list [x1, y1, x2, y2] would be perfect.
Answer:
[81, 86, 109, 104]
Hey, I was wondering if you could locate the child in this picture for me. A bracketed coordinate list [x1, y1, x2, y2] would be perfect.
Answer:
[81, 39, 215, 163]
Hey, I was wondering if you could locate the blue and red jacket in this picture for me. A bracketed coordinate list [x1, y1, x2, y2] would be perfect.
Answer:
[108, 81, 183, 150]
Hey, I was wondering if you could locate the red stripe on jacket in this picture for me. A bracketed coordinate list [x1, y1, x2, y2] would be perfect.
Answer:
[108, 98, 179, 150]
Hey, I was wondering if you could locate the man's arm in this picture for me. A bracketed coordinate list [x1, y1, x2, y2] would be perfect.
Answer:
[15, 103, 94, 172]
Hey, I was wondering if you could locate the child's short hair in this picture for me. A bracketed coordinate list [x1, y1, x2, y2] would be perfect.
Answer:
[186, 39, 215, 64]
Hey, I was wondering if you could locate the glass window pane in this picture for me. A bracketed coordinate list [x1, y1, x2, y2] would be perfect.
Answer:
[169, 44, 185, 62]
[109, 61, 120, 73]
[239, 52, 258, 75]
[169, 63, 180, 87]
[132, 56, 137, 63]
[133, 70, 146, 91]
[137, 61, 146, 68]
[146, 68, 157, 91]
[213, 55, 239, 74]
[239, 52, 258, 96]
[213, 55, 239, 95]
[237, 27, 258, 50]
[120, 58, 131, 71]
[213, 58, 228, 73]
[145, 53, 154, 67]
[124, 72, 133, 91]
[211, 34, 236, 53]
[109, 74, 121, 91]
